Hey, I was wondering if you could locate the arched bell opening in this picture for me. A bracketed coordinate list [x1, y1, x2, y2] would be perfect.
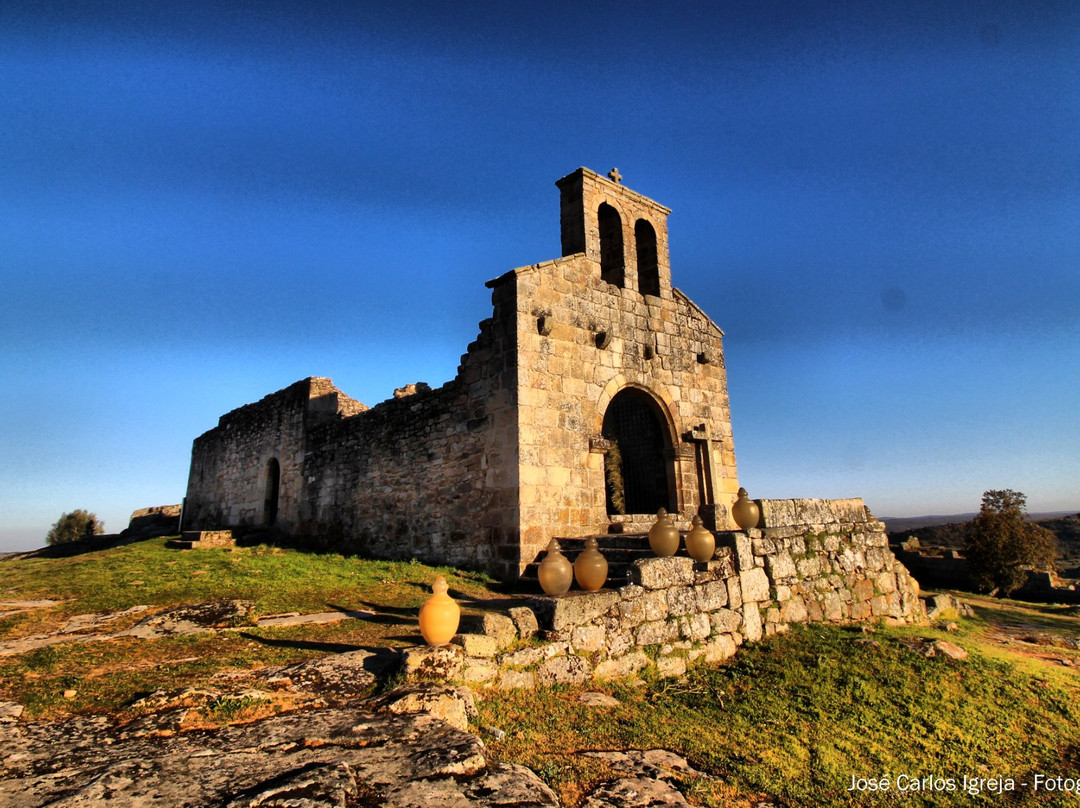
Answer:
[601, 387, 676, 516]
[598, 203, 625, 288]
[263, 457, 280, 526]
[635, 219, 660, 297]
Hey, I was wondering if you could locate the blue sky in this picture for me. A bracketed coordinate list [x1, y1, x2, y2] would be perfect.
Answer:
[2, 1, 1078, 551]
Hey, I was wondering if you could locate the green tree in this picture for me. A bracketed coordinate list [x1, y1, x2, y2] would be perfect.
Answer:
[963, 490, 1057, 595]
[46, 510, 104, 546]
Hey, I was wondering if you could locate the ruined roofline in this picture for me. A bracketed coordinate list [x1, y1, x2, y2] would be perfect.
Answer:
[556, 166, 672, 216]
[485, 257, 566, 289]
[204, 377, 367, 432]
[672, 287, 725, 338]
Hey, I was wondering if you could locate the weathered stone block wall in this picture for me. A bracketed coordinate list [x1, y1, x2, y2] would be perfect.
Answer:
[734, 498, 924, 635]
[184, 302, 525, 578]
[404, 499, 925, 688]
[184, 379, 324, 532]
[293, 308, 522, 577]
[126, 505, 181, 537]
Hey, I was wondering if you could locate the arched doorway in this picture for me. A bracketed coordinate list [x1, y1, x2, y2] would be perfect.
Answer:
[601, 388, 673, 515]
[263, 458, 280, 526]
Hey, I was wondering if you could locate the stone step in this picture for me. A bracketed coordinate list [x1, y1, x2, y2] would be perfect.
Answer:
[520, 531, 743, 590]
[520, 533, 662, 590]
[167, 530, 237, 550]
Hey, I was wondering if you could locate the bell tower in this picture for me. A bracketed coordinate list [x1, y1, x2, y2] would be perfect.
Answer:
[555, 167, 673, 300]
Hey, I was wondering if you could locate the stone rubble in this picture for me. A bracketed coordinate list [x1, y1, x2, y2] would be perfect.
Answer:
[581, 749, 718, 808]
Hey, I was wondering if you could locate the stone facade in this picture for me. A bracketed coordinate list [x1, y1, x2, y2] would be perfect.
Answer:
[403, 498, 926, 688]
[184, 168, 740, 580]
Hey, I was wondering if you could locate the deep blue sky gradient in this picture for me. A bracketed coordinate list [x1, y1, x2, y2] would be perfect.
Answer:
[2, 1, 1078, 549]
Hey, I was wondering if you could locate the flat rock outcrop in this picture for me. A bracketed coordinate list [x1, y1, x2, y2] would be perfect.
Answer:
[0, 699, 558, 808]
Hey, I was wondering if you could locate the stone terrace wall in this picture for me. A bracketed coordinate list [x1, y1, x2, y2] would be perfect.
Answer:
[736, 498, 925, 632]
[404, 499, 926, 688]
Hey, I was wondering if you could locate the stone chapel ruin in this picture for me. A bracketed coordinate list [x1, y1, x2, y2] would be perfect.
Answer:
[182, 167, 923, 636]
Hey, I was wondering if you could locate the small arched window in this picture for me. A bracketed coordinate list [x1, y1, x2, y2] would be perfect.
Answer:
[598, 203, 624, 287]
[635, 219, 660, 297]
[263, 458, 280, 526]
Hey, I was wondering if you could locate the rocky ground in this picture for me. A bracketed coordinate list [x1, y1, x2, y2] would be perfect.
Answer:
[3, 591, 1074, 807]
[0, 599, 730, 808]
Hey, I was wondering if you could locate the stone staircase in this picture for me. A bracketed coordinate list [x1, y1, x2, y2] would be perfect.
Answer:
[166, 530, 237, 550]
[167, 526, 286, 550]
[520, 533, 673, 590]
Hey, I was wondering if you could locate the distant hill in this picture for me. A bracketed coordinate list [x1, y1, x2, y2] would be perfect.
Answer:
[885, 511, 1080, 571]
[881, 511, 1078, 534]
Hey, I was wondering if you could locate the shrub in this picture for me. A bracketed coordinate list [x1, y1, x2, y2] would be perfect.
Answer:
[46, 510, 104, 546]
[963, 489, 1057, 595]
[604, 441, 626, 515]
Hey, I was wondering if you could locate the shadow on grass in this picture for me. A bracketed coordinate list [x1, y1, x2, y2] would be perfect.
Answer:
[453, 591, 537, 610]
[17, 533, 161, 559]
[322, 605, 401, 623]
[238, 632, 367, 655]
[237, 634, 404, 674]
[348, 601, 419, 621]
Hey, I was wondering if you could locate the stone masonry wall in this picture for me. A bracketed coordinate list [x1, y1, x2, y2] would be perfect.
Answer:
[184, 379, 347, 533]
[495, 251, 739, 573]
[184, 296, 525, 579]
[733, 498, 924, 633]
[403, 499, 926, 688]
[296, 309, 523, 578]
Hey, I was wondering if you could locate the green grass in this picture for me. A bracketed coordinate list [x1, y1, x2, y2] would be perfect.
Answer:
[1, 537, 498, 618]
[0, 537, 502, 638]
[0, 537, 510, 717]
[199, 693, 271, 722]
[477, 625, 1080, 807]
[6, 539, 1080, 806]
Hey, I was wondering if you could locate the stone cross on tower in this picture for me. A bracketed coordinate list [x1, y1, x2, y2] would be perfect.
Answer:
[607, 167, 622, 184]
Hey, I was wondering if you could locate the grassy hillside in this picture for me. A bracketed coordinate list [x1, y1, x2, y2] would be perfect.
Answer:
[0, 537, 508, 717]
[3, 539, 1080, 807]
[480, 617, 1080, 807]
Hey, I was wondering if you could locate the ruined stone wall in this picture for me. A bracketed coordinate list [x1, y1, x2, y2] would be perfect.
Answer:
[491, 251, 738, 573]
[405, 499, 926, 688]
[731, 498, 924, 634]
[184, 294, 525, 578]
[184, 378, 368, 534]
[294, 304, 523, 579]
[184, 380, 314, 532]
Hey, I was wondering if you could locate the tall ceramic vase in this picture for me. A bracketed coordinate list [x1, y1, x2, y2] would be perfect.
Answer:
[732, 488, 761, 531]
[684, 515, 716, 563]
[418, 576, 460, 646]
[574, 536, 608, 591]
[648, 508, 680, 557]
[538, 538, 573, 595]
